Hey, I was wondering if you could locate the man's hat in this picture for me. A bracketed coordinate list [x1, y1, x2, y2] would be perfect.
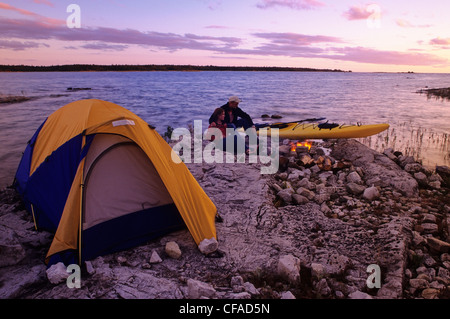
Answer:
[228, 96, 241, 103]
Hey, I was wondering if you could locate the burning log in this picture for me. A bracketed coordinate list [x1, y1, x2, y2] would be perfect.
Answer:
[298, 154, 315, 167]
[316, 156, 332, 171]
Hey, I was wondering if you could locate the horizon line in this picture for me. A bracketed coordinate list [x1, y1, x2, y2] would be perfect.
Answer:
[0, 63, 447, 74]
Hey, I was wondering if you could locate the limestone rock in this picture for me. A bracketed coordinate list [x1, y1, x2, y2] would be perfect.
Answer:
[332, 139, 418, 197]
[46, 262, 69, 285]
[280, 291, 296, 299]
[165, 241, 182, 259]
[198, 237, 218, 255]
[346, 182, 365, 195]
[311, 262, 325, 279]
[363, 186, 380, 201]
[277, 188, 293, 204]
[414, 172, 428, 186]
[0, 226, 26, 268]
[347, 171, 362, 184]
[427, 237, 450, 253]
[436, 165, 450, 187]
[277, 254, 301, 283]
[348, 291, 373, 299]
[243, 281, 259, 296]
[292, 194, 309, 205]
[187, 278, 216, 299]
[149, 250, 163, 263]
[296, 187, 315, 200]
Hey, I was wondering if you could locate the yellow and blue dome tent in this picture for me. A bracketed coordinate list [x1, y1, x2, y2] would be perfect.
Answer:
[14, 99, 217, 265]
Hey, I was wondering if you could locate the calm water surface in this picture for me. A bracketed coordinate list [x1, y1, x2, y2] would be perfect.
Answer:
[0, 71, 449, 188]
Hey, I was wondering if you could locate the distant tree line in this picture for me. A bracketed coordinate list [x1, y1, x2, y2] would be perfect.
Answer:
[0, 64, 348, 73]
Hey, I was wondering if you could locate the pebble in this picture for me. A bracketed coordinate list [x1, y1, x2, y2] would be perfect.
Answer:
[150, 250, 163, 263]
[165, 241, 182, 259]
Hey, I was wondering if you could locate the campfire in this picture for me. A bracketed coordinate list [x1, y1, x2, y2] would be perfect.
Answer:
[290, 140, 313, 153]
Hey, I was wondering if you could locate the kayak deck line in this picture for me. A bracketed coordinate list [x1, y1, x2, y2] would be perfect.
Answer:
[253, 121, 389, 139]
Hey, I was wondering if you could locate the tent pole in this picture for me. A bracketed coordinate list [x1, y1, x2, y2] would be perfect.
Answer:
[78, 134, 86, 266]
[79, 182, 84, 266]
[30, 204, 37, 230]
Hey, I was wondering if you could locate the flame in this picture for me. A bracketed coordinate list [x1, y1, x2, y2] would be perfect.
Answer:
[291, 141, 312, 152]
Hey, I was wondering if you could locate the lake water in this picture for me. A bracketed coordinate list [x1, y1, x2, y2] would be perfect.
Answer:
[0, 71, 449, 188]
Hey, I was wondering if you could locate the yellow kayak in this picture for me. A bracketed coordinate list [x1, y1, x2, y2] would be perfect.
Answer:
[255, 122, 390, 139]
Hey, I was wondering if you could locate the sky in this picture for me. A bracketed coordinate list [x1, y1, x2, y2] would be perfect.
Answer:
[0, 0, 449, 72]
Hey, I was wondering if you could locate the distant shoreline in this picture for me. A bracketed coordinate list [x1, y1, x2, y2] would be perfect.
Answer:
[0, 64, 350, 73]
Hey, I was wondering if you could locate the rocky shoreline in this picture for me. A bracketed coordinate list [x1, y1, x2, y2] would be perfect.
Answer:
[0, 94, 32, 104]
[417, 87, 450, 101]
[0, 139, 449, 299]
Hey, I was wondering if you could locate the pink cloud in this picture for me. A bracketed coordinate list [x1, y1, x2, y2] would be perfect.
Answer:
[221, 33, 447, 66]
[81, 42, 128, 51]
[207, 0, 222, 10]
[253, 32, 342, 45]
[256, 0, 325, 10]
[396, 19, 432, 28]
[0, 17, 241, 52]
[0, 2, 64, 25]
[430, 37, 450, 45]
[0, 17, 446, 67]
[342, 5, 372, 21]
[327, 46, 447, 66]
[205, 25, 229, 29]
[0, 2, 37, 16]
[0, 39, 48, 50]
[33, 0, 54, 7]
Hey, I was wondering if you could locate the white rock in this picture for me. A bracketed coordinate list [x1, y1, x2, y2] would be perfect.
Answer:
[280, 291, 296, 299]
[429, 180, 441, 189]
[243, 282, 259, 295]
[320, 203, 331, 214]
[116, 256, 127, 263]
[363, 186, 380, 201]
[311, 262, 325, 279]
[347, 171, 362, 184]
[187, 278, 216, 299]
[277, 254, 301, 283]
[46, 262, 69, 285]
[348, 291, 373, 299]
[165, 241, 182, 259]
[230, 275, 244, 287]
[229, 292, 251, 299]
[150, 250, 163, 263]
[198, 237, 218, 255]
[85, 261, 95, 275]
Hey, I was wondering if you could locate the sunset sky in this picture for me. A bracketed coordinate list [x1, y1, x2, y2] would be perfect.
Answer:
[1, 0, 449, 72]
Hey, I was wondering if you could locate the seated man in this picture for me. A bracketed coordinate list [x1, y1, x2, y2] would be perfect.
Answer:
[209, 96, 255, 130]
[209, 96, 258, 153]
